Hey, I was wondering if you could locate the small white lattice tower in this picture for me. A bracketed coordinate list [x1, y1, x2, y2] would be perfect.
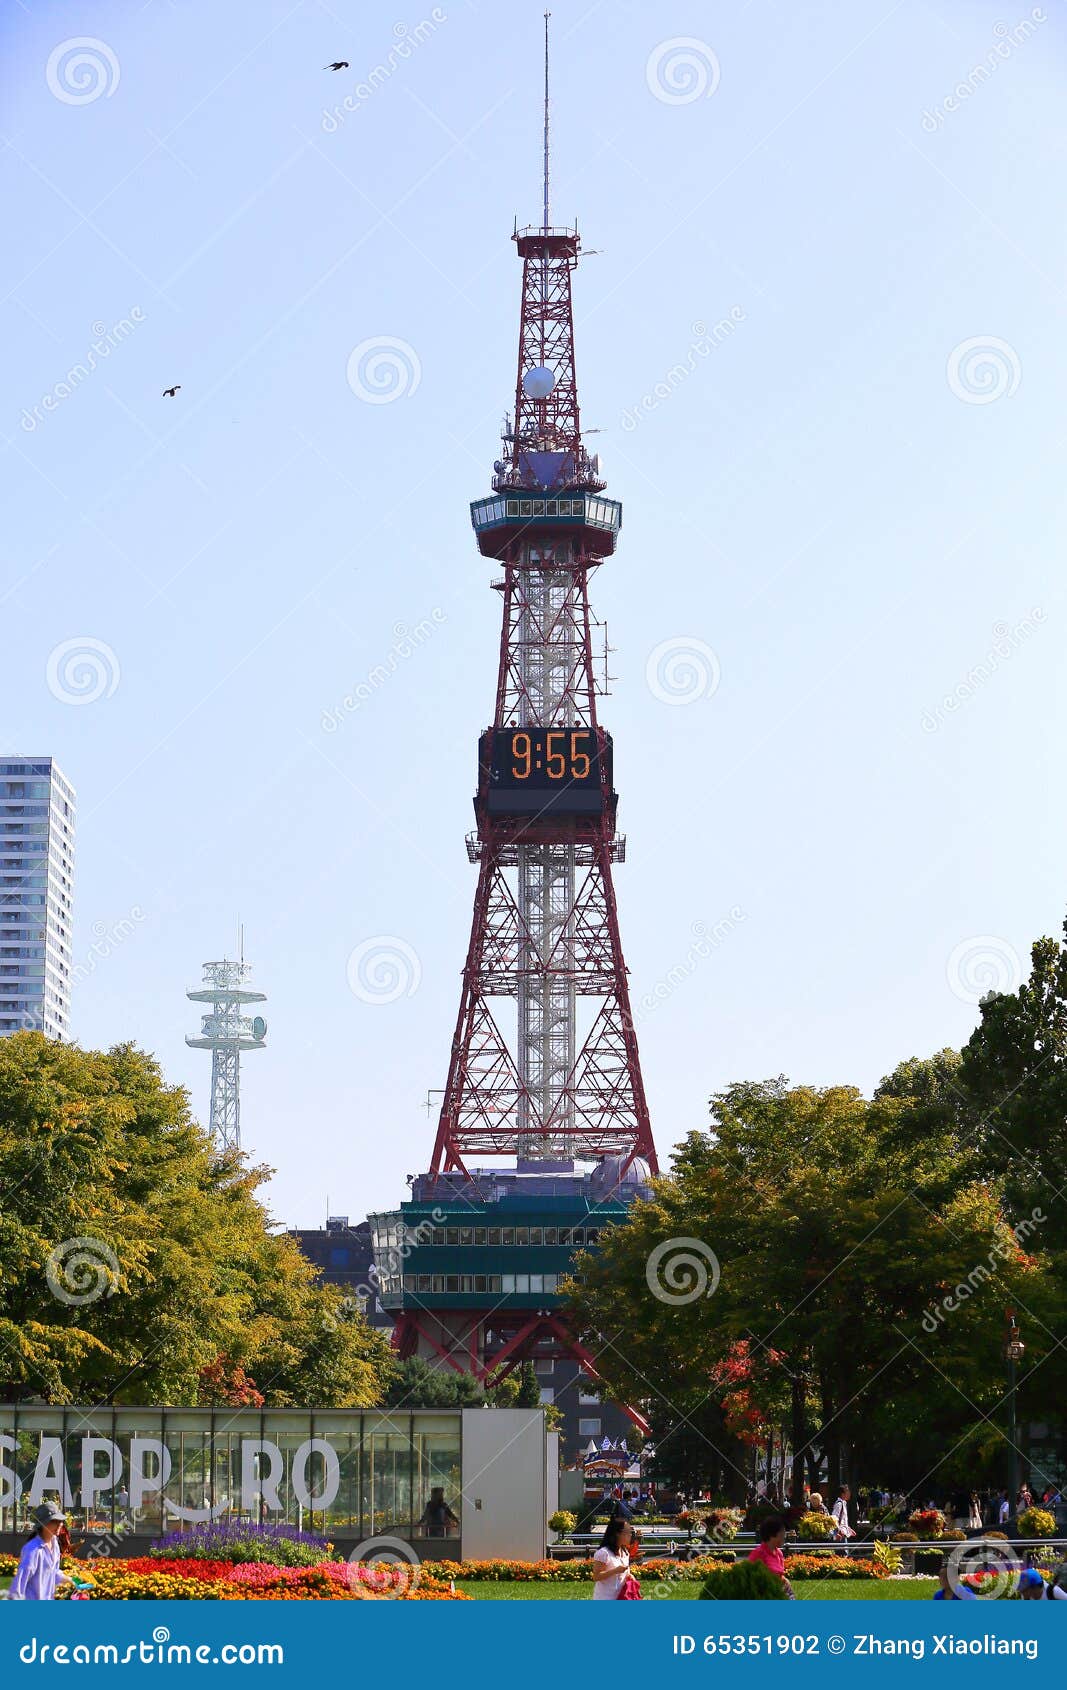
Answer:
[186, 957, 267, 1152]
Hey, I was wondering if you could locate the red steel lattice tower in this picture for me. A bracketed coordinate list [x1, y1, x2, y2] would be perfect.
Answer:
[430, 59, 657, 1189]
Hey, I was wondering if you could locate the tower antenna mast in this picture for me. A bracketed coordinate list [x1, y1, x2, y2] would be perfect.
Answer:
[542, 11, 550, 234]
[186, 948, 267, 1152]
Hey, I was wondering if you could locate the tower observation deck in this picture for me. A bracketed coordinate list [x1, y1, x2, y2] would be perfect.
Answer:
[371, 21, 656, 1430]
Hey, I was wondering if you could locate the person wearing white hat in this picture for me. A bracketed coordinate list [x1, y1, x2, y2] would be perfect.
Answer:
[8, 1503, 72, 1601]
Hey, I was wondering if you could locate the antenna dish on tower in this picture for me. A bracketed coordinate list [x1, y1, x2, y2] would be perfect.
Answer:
[522, 366, 555, 400]
[186, 952, 267, 1153]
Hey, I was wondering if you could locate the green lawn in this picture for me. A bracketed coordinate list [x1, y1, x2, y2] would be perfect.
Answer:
[455, 1579, 939, 1601]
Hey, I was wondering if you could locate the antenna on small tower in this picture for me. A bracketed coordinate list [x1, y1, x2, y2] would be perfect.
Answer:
[186, 948, 267, 1153]
[542, 10, 551, 234]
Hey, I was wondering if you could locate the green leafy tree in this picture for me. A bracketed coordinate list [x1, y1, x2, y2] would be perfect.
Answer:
[566, 1082, 1045, 1504]
[382, 1356, 487, 1408]
[0, 1033, 393, 1406]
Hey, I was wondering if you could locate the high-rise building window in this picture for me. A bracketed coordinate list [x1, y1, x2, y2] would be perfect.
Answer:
[0, 758, 75, 1042]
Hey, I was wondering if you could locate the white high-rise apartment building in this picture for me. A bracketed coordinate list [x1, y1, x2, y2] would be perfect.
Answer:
[0, 756, 76, 1039]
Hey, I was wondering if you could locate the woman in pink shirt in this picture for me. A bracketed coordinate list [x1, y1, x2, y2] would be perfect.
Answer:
[748, 1516, 795, 1597]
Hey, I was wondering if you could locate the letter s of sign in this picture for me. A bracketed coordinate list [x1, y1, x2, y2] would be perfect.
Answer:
[0, 1433, 22, 1509]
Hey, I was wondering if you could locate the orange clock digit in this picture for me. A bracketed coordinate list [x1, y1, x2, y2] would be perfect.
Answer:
[570, 731, 591, 780]
[545, 731, 566, 778]
[512, 732, 532, 779]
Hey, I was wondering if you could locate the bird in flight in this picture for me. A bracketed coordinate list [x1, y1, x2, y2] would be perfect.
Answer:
[163, 385, 181, 398]
[324, 61, 349, 71]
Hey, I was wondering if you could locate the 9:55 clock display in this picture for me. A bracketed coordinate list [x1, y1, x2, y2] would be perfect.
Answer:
[480, 726, 612, 818]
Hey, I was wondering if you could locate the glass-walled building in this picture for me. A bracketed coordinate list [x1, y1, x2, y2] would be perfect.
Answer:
[0, 1405, 552, 1563]
[0, 756, 76, 1040]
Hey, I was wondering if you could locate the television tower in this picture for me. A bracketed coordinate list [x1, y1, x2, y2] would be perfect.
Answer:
[186, 939, 267, 1152]
[371, 17, 656, 1428]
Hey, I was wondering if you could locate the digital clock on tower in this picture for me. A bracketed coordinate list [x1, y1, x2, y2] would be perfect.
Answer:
[483, 726, 610, 817]
[506, 729, 595, 784]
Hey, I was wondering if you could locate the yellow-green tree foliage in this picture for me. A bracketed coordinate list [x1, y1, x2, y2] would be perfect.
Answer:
[0, 1033, 394, 1407]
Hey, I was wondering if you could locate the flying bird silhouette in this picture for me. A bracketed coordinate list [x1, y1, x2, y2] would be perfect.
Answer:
[324, 61, 349, 70]
[163, 386, 181, 398]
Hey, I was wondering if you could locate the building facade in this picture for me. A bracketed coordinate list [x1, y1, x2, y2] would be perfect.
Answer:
[288, 1217, 393, 1333]
[0, 1403, 555, 1563]
[0, 756, 76, 1040]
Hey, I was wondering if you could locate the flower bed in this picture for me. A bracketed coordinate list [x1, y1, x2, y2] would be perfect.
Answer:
[149, 1522, 330, 1566]
[423, 1555, 732, 1584]
[785, 1554, 886, 1581]
[54, 1558, 466, 1601]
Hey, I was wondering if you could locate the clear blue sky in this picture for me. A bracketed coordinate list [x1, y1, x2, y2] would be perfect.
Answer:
[4, 0, 1066, 1227]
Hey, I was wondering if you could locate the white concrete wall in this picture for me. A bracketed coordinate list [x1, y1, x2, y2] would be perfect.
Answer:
[460, 1409, 547, 1561]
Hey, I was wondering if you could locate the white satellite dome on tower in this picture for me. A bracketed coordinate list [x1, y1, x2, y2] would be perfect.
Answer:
[522, 365, 555, 399]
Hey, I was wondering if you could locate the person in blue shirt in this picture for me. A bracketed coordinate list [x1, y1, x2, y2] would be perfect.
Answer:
[8, 1503, 71, 1601]
[932, 1560, 978, 1600]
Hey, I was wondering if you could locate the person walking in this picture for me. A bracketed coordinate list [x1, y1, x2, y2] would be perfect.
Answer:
[967, 1491, 983, 1530]
[591, 1517, 636, 1599]
[831, 1485, 855, 1541]
[8, 1503, 72, 1601]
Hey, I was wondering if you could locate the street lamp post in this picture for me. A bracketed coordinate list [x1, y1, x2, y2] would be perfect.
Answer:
[1005, 1310, 1025, 1526]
